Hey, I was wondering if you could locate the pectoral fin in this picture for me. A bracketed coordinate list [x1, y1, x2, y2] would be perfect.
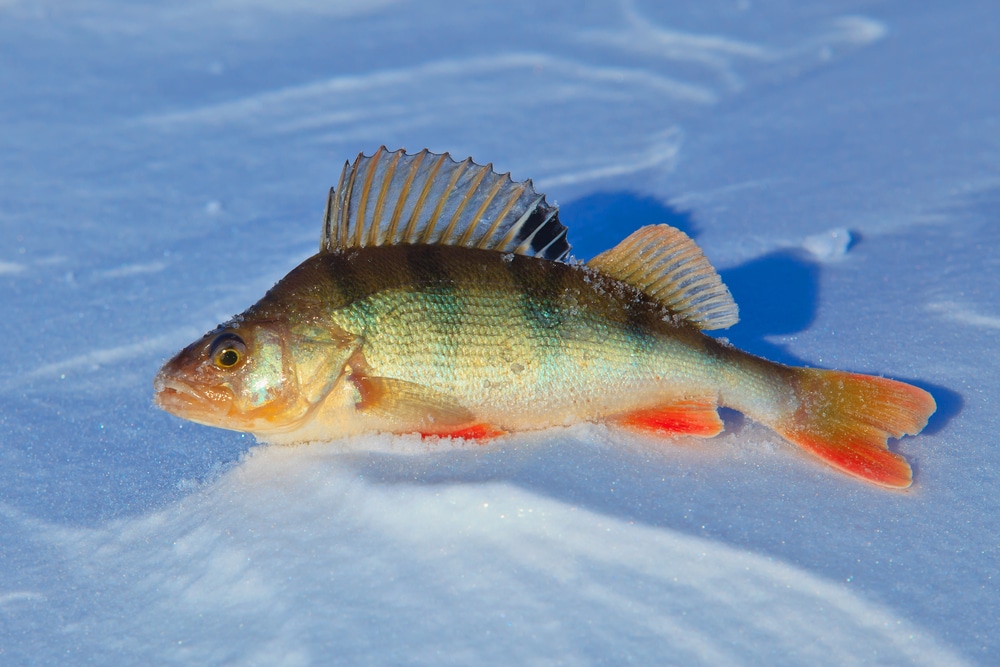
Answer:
[353, 375, 505, 439]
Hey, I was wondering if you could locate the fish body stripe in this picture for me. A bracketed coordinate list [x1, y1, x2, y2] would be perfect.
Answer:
[154, 150, 935, 488]
[249, 244, 717, 423]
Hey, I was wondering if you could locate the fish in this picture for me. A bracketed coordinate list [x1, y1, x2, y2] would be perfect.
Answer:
[154, 147, 936, 489]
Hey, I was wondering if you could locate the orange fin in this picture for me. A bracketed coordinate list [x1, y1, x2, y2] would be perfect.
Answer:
[587, 225, 738, 330]
[774, 369, 936, 489]
[615, 397, 724, 437]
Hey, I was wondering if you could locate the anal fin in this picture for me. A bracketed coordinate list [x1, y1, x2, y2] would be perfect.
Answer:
[614, 397, 724, 437]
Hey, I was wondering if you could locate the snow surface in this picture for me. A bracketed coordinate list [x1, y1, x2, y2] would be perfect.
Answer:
[2, 1, 998, 664]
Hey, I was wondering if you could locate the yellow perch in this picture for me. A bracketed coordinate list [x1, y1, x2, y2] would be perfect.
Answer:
[155, 147, 935, 488]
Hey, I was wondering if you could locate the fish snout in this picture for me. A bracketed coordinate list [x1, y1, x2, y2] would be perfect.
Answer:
[153, 369, 204, 412]
[153, 352, 232, 416]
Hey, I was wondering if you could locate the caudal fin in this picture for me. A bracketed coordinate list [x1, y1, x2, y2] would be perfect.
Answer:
[772, 369, 936, 489]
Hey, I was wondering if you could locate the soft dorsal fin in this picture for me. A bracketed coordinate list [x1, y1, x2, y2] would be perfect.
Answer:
[320, 147, 571, 261]
[588, 225, 739, 330]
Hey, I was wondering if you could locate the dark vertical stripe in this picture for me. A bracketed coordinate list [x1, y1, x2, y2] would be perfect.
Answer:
[506, 253, 567, 335]
[581, 265, 658, 356]
[402, 245, 455, 294]
[323, 251, 368, 306]
[402, 246, 462, 376]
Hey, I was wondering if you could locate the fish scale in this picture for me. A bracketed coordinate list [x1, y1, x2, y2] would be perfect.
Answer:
[313, 244, 722, 425]
[155, 148, 935, 488]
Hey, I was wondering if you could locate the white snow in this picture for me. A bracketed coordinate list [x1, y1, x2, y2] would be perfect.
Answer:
[802, 228, 853, 262]
[2, 1, 997, 665]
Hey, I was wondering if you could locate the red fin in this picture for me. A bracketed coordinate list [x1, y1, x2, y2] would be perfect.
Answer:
[774, 369, 936, 489]
[419, 423, 506, 441]
[615, 398, 724, 437]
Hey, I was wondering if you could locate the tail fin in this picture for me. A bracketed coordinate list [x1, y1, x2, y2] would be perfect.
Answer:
[772, 369, 936, 489]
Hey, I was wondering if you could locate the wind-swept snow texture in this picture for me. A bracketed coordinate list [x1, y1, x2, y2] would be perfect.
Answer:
[1, 1, 997, 665]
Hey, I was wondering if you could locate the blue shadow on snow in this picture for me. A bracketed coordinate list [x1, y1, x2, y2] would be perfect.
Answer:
[562, 191, 818, 367]
[561, 191, 960, 429]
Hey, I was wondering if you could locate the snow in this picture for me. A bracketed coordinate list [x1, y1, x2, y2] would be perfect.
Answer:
[1, 1, 997, 664]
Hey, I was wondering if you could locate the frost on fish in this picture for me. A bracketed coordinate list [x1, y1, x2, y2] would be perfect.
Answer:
[155, 148, 935, 489]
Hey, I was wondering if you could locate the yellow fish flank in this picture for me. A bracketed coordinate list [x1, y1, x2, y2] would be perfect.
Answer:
[155, 147, 935, 488]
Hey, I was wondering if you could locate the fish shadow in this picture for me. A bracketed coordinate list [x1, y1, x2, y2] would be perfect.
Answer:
[902, 380, 963, 436]
[717, 251, 818, 366]
[563, 191, 817, 366]
[562, 191, 961, 427]
[48, 193, 959, 528]
[561, 192, 699, 261]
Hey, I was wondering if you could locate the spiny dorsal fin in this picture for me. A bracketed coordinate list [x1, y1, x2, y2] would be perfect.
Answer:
[588, 225, 739, 330]
[321, 147, 570, 261]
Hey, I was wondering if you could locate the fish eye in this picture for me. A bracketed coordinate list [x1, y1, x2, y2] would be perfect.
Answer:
[210, 333, 247, 369]
[216, 347, 241, 368]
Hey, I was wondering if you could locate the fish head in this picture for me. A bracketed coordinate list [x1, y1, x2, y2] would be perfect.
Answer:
[154, 316, 357, 434]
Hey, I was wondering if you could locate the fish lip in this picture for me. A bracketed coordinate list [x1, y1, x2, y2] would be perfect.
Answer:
[154, 374, 203, 402]
[153, 368, 240, 429]
[153, 373, 212, 415]
[154, 386, 197, 413]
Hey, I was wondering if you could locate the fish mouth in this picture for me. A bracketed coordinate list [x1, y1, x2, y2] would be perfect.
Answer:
[153, 372, 232, 423]
[154, 374, 202, 412]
